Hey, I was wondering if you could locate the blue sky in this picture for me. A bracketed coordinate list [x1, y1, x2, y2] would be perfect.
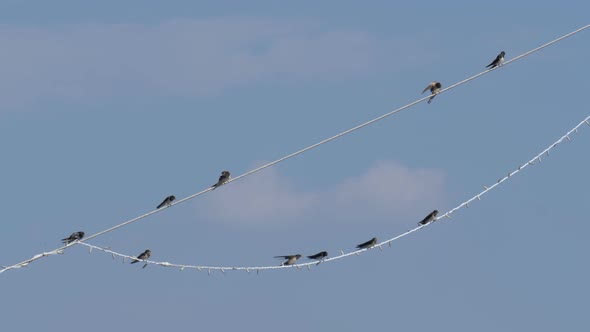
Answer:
[1, 1, 589, 331]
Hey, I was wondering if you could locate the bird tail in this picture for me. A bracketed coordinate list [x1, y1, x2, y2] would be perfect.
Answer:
[156, 202, 165, 209]
[130, 260, 138, 264]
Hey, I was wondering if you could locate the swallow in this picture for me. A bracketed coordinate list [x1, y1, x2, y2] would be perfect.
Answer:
[418, 210, 439, 226]
[156, 195, 175, 209]
[131, 249, 151, 264]
[422, 81, 442, 104]
[307, 251, 328, 260]
[486, 51, 505, 69]
[61, 231, 85, 244]
[211, 170, 231, 189]
[274, 254, 302, 266]
[356, 237, 377, 250]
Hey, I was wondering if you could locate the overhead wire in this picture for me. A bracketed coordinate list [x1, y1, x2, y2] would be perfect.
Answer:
[1, 24, 589, 275]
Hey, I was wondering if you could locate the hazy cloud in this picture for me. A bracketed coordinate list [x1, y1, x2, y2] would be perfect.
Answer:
[0, 18, 389, 104]
[198, 160, 446, 226]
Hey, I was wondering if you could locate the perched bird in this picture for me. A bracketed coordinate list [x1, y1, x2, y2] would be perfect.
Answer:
[61, 231, 85, 244]
[486, 51, 505, 69]
[156, 195, 175, 209]
[422, 81, 442, 104]
[356, 237, 377, 250]
[131, 249, 151, 264]
[274, 254, 302, 266]
[211, 170, 231, 189]
[418, 210, 439, 226]
[307, 251, 328, 260]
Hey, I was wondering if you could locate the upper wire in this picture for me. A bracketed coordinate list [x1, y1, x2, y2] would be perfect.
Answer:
[1, 24, 589, 275]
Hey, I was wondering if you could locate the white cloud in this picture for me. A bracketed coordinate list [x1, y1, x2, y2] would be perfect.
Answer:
[198, 160, 446, 226]
[0, 18, 389, 104]
[328, 160, 446, 217]
[198, 166, 317, 226]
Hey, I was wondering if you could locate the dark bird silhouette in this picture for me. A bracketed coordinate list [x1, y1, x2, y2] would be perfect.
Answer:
[356, 237, 377, 250]
[61, 231, 85, 244]
[274, 254, 302, 266]
[307, 251, 328, 260]
[211, 170, 231, 189]
[418, 210, 439, 226]
[131, 249, 151, 264]
[486, 51, 505, 69]
[156, 195, 175, 209]
[422, 81, 442, 104]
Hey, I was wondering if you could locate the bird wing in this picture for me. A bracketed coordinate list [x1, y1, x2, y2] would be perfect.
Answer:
[356, 240, 371, 248]
[422, 83, 433, 94]
[486, 56, 499, 68]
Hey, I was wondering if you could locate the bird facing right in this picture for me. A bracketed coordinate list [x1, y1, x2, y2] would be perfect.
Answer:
[61, 231, 85, 245]
[486, 51, 505, 69]
[211, 170, 231, 189]
[156, 195, 175, 209]
[422, 81, 442, 104]
[356, 237, 378, 250]
[418, 210, 439, 226]
[131, 249, 151, 264]
[307, 251, 328, 260]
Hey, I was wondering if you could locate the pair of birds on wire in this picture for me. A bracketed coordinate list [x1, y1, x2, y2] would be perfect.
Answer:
[155, 170, 231, 209]
[60, 232, 150, 267]
[422, 51, 505, 104]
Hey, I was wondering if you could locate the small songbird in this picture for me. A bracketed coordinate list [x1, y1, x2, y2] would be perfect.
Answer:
[156, 195, 175, 209]
[274, 254, 302, 266]
[211, 170, 231, 189]
[307, 251, 328, 260]
[422, 81, 442, 104]
[356, 237, 377, 250]
[156, 195, 176, 209]
[418, 210, 439, 226]
[61, 231, 85, 244]
[486, 51, 505, 69]
[131, 249, 151, 264]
